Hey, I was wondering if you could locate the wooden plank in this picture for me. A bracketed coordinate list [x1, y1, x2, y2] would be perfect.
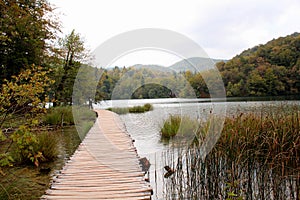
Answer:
[45, 192, 152, 198]
[45, 190, 152, 197]
[48, 184, 151, 191]
[54, 170, 145, 178]
[42, 110, 152, 200]
[42, 195, 151, 200]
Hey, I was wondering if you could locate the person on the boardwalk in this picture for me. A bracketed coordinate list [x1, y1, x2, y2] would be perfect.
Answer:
[89, 98, 93, 109]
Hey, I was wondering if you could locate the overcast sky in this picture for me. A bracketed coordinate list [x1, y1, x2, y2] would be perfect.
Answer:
[50, 0, 300, 67]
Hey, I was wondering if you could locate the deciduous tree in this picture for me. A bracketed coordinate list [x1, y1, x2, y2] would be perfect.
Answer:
[0, 0, 59, 83]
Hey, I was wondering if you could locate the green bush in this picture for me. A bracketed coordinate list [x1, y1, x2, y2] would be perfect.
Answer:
[10, 126, 40, 166]
[10, 106, 97, 166]
[10, 126, 59, 166]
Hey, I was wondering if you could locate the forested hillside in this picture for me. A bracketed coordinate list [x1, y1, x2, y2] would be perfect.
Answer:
[95, 67, 198, 100]
[95, 32, 300, 99]
[217, 32, 300, 97]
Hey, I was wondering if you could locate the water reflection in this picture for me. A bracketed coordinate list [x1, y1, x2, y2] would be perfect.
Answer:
[48, 127, 82, 176]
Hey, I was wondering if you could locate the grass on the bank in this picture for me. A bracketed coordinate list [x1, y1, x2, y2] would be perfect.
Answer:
[0, 106, 97, 199]
[9, 131, 59, 165]
[0, 131, 59, 200]
[0, 166, 49, 200]
[107, 103, 153, 114]
[43, 106, 96, 126]
[4, 106, 96, 166]
[43, 106, 74, 126]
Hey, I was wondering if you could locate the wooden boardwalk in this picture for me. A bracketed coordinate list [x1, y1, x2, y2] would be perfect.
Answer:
[42, 110, 152, 200]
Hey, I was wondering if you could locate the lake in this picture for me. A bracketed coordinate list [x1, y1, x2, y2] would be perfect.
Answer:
[95, 98, 300, 199]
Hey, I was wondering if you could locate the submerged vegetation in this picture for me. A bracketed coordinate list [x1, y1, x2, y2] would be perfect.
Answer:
[107, 103, 153, 114]
[161, 104, 300, 199]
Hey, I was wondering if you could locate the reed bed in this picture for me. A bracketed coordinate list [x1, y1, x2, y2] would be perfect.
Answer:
[161, 104, 300, 199]
[107, 103, 153, 114]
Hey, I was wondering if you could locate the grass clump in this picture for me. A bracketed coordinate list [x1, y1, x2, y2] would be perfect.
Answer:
[34, 132, 58, 162]
[161, 115, 198, 140]
[143, 103, 154, 111]
[107, 107, 129, 114]
[107, 104, 154, 114]
[43, 106, 74, 126]
[43, 106, 96, 127]
[129, 105, 145, 113]
[161, 115, 181, 138]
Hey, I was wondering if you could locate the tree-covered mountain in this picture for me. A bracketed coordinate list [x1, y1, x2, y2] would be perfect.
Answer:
[216, 32, 300, 97]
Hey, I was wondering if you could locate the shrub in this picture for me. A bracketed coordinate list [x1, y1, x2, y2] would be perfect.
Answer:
[10, 126, 59, 166]
[10, 126, 42, 166]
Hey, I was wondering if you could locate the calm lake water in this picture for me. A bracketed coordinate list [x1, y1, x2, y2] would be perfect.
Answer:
[95, 98, 300, 199]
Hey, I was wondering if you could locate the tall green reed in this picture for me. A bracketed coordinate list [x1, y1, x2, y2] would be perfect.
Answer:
[161, 104, 300, 199]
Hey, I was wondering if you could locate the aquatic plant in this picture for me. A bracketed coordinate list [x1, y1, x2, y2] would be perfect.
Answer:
[107, 104, 154, 114]
[160, 115, 198, 140]
[161, 104, 300, 199]
[160, 115, 181, 138]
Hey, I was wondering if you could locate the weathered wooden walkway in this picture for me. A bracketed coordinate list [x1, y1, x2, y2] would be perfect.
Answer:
[42, 110, 152, 200]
